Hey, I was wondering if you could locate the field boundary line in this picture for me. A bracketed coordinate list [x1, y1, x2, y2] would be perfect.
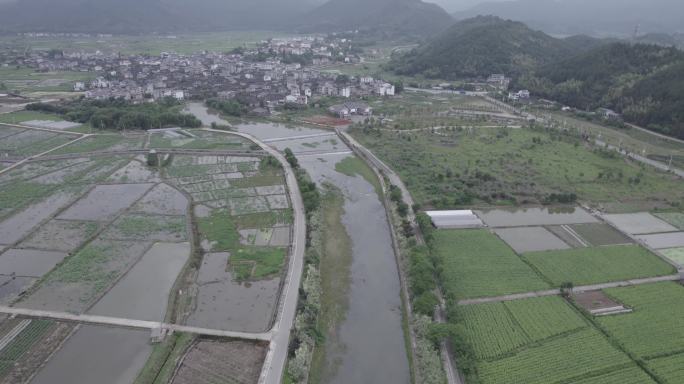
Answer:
[458, 274, 682, 306]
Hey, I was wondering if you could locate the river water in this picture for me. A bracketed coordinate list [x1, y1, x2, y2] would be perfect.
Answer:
[185, 104, 409, 383]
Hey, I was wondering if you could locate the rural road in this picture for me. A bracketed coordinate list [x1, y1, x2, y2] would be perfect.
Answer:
[0, 306, 271, 340]
[203, 129, 307, 384]
[596, 139, 684, 178]
[458, 274, 683, 306]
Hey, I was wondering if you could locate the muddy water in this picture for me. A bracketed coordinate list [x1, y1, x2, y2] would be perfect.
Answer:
[477, 206, 598, 227]
[0, 188, 82, 245]
[88, 242, 190, 321]
[232, 119, 410, 384]
[58, 183, 154, 222]
[30, 325, 151, 384]
[186, 252, 281, 333]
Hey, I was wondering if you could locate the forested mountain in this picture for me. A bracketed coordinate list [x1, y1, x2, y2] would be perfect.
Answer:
[452, 0, 684, 36]
[388, 16, 597, 79]
[516, 43, 684, 139]
[300, 0, 453, 37]
[0, 0, 324, 33]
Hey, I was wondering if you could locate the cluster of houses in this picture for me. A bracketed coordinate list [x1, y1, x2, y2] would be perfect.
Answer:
[328, 102, 373, 118]
[258, 35, 363, 66]
[1, 35, 397, 115]
[508, 89, 530, 101]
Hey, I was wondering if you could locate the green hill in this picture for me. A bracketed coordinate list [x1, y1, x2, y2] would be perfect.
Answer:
[518, 43, 684, 139]
[388, 16, 589, 79]
[301, 0, 453, 37]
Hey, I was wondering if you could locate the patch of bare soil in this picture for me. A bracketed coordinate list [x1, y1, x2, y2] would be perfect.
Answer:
[172, 339, 267, 384]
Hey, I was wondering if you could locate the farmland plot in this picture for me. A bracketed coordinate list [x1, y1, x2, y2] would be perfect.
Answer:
[460, 296, 587, 359]
[569, 366, 656, 384]
[523, 245, 675, 286]
[597, 282, 684, 359]
[432, 229, 549, 300]
[646, 352, 684, 384]
[477, 328, 632, 384]
[171, 339, 267, 384]
[18, 239, 151, 313]
[654, 212, 684, 230]
[661, 248, 684, 266]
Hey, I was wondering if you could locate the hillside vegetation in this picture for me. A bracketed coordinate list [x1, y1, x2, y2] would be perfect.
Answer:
[517, 43, 684, 139]
[388, 16, 594, 79]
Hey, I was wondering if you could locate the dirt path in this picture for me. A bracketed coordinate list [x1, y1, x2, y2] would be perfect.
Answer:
[458, 274, 683, 306]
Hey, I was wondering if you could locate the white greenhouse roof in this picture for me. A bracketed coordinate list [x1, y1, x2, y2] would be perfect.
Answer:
[425, 210, 484, 229]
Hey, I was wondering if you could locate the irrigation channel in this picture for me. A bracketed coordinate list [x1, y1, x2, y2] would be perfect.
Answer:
[186, 103, 411, 384]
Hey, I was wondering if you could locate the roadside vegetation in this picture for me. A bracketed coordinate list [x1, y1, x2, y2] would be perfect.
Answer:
[134, 333, 196, 384]
[351, 124, 684, 211]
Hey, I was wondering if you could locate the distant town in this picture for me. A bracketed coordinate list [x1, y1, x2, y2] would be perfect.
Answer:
[1, 34, 396, 117]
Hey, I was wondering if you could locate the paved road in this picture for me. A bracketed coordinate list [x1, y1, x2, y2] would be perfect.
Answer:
[202, 129, 306, 384]
[458, 274, 682, 306]
[262, 132, 337, 143]
[0, 306, 271, 340]
[596, 139, 684, 178]
[405, 87, 488, 97]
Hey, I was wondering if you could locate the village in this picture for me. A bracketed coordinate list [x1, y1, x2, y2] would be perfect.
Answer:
[0, 34, 395, 117]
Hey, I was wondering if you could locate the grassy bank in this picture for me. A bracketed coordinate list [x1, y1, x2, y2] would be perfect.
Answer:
[308, 187, 353, 383]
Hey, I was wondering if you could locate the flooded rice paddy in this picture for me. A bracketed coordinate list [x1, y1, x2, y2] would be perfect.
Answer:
[476, 206, 598, 227]
[58, 183, 154, 221]
[0, 249, 67, 278]
[30, 325, 152, 384]
[0, 189, 82, 245]
[636, 232, 684, 250]
[88, 242, 190, 321]
[494, 227, 571, 253]
[187, 252, 280, 333]
[603, 212, 679, 235]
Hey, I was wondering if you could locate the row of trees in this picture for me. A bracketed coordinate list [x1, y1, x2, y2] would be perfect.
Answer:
[26, 98, 201, 130]
[205, 97, 250, 117]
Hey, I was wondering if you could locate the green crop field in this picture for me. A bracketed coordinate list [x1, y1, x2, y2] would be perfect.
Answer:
[0, 320, 54, 376]
[459, 302, 528, 359]
[646, 352, 684, 384]
[597, 282, 684, 359]
[350, 126, 684, 210]
[570, 366, 657, 384]
[477, 328, 632, 384]
[459, 296, 586, 359]
[655, 212, 684, 230]
[522, 245, 675, 287]
[432, 229, 549, 300]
